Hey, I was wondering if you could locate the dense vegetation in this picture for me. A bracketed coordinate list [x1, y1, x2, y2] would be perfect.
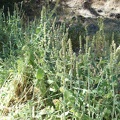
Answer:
[0, 4, 120, 120]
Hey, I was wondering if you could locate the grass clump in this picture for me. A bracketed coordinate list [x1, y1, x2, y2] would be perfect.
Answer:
[0, 5, 120, 120]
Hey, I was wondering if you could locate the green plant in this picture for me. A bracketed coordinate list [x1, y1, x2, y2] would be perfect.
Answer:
[0, 4, 120, 120]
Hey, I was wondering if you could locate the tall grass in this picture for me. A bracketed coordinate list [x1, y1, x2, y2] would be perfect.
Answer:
[0, 5, 120, 120]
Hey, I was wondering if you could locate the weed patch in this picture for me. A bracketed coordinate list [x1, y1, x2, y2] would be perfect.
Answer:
[0, 5, 120, 120]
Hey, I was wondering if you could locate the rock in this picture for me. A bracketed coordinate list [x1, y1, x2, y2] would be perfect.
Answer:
[97, 9, 103, 13]
[83, 1, 91, 9]
[77, 15, 86, 23]
[115, 13, 120, 19]
[109, 13, 115, 18]
[109, 13, 120, 19]
[71, 16, 77, 21]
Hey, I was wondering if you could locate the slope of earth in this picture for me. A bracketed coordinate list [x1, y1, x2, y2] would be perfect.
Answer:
[53, 0, 120, 46]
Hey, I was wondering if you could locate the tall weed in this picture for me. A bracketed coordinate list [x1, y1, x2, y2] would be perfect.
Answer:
[0, 5, 120, 120]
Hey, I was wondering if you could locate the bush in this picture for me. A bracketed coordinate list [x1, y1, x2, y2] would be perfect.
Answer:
[0, 6, 120, 120]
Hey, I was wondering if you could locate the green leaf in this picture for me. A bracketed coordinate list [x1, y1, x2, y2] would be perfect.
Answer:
[36, 68, 44, 79]
[36, 27, 40, 34]
[47, 80, 54, 84]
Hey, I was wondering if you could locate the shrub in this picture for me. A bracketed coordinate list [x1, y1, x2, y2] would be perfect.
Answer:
[0, 5, 120, 120]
